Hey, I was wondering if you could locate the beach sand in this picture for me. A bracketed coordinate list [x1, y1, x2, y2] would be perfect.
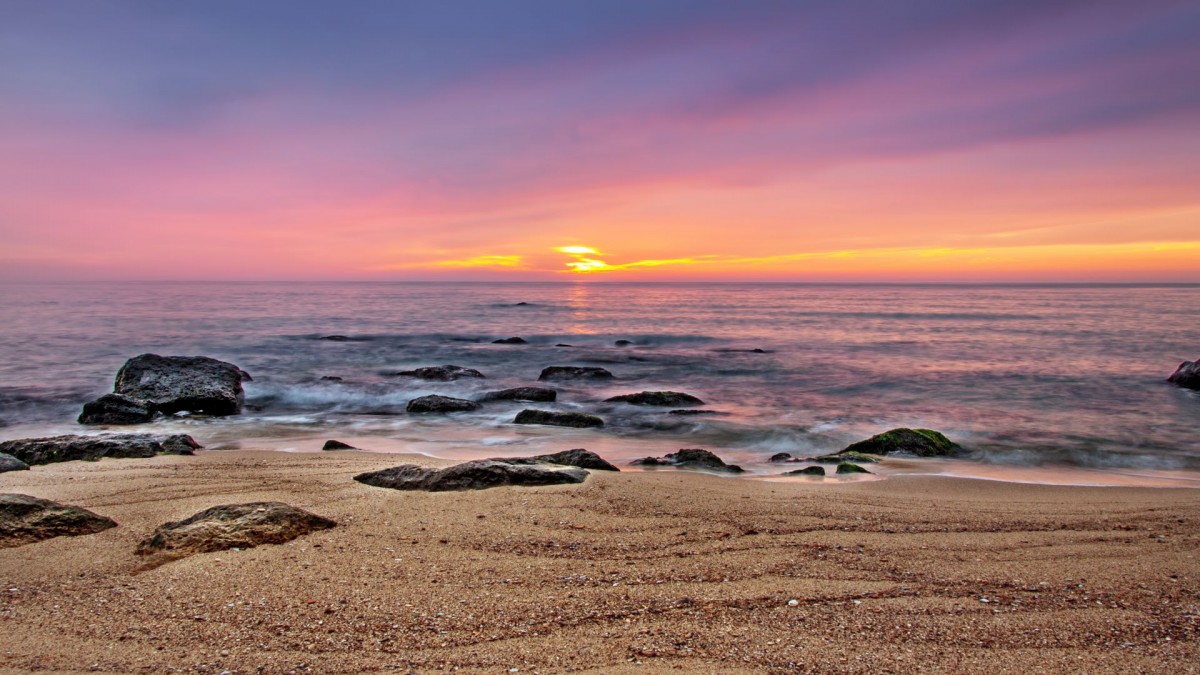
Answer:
[1, 450, 1197, 673]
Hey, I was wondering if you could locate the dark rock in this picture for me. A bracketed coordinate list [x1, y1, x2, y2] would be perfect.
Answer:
[631, 448, 744, 474]
[492, 337, 528, 344]
[769, 452, 794, 463]
[355, 460, 587, 492]
[322, 440, 356, 451]
[478, 387, 558, 403]
[388, 365, 485, 381]
[614, 340, 633, 347]
[714, 348, 771, 354]
[1168, 359, 1200, 390]
[841, 428, 962, 457]
[0, 433, 201, 466]
[320, 376, 344, 382]
[538, 366, 614, 381]
[406, 395, 481, 414]
[513, 409, 604, 428]
[0, 453, 29, 473]
[605, 391, 704, 407]
[0, 494, 117, 548]
[785, 466, 826, 476]
[513, 302, 531, 306]
[78, 393, 156, 425]
[812, 450, 880, 464]
[135, 502, 335, 559]
[836, 462, 871, 474]
[492, 449, 620, 472]
[555, 344, 573, 347]
[667, 409, 724, 416]
[113, 354, 246, 416]
[319, 335, 355, 341]
[238, 369, 253, 381]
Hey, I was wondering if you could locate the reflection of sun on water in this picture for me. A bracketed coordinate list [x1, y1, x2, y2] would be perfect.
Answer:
[565, 282, 596, 334]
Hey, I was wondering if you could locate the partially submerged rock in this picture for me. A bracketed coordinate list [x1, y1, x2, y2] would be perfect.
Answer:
[812, 451, 880, 464]
[77, 393, 156, 425]
[492, 337, 528, 344]
[605, 391, 704, 406]
[491, 448, 620, 472]
[769, 452, 794, 463]
[840, 428, 962, 457]
[667, 409, 723, 416]
[479, 386, 558, 403]
[0, 453, 30, 473]
[112, 353, 246, 416]
[538, 366, 614, 381]
[0, 494, 117, 548]
[632, 448, 744, 474]
[785, 466, 825, 476]
[0, 433, 201, 465]
[406, 395, 481, 414]
[322, 439, 356, 451]
[614, 340, 633, 347]
[136, 502, 335, 558]
[388, 365, 485, 381]
[355, 460, 587, 492]
[1168, 359, 1200, 390]
[513, 409, 604, 428]
[836, 462, 871, 474]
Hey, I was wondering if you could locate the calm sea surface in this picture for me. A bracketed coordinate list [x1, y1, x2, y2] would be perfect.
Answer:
[2, 282, 1198, 486]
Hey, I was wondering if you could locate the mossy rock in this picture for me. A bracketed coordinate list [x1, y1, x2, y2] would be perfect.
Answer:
[841, 428, 961, 457]
[812, 451, 880, 464]
[836, 462, 871, 474]
[784, 465, 825, 476]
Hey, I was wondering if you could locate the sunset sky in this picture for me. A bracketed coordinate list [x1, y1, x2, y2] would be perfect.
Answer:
[2, 1, 1198, 282]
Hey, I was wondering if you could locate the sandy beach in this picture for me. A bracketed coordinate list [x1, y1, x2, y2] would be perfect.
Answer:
[0, 450, 1196, 673]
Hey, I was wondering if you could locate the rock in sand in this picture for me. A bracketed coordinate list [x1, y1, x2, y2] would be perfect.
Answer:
[135, 502, 335, 559]
[491, 448, 620, 472]
[0, 433, 201, 465]
[0, 494, 117, 548]
[355, 460, 587, 492]
[0, 453, 30, 473]
[322, 440, 356, 451]
[631, 448, 744, 473]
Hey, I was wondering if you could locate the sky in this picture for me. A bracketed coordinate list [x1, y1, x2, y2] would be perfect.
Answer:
[1, 0, 1198, 282]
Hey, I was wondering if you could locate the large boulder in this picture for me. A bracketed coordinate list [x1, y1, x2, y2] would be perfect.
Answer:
[839, 428, 961, 457]
[479, 387, 557, 403]
[491, 448, 620, 472]
[631, 448, 744, 473]
[513, 409, 604, 428]
[538, 366, 614, 381]
[78, 393, 156, 425]
[0, 453, 30, 473]
[0, 494, 117, 548]
[605, 391, 703, 406]
[836, 462, 871, 474]
[406, 395, 481, 414]
[111, 354, 246, 416]
[1168, 359, 1200, 390]
[388, 365, 485, 381]
[136, 502, 335, 559]
[355, 460, 587, 492]
[0, 433, 201, 465]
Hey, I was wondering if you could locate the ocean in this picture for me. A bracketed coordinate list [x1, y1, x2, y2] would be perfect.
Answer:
[2, 281, 1198, 486]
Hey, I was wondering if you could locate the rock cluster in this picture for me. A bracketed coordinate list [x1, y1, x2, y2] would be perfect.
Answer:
[632, 449, 744, 474]
[0, 433, 201, 465]
[355, 460, 587, 492]
[79, 354, 247, 424]
[388, 365, 484, 381]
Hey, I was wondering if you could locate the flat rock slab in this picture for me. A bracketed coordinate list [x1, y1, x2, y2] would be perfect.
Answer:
[0, 453, 30, 473]
[513, 409, 604, 428]
[0, 433, 201, 465]
[78, 393, 156, 425]
[537, 366, 614, 381]
[632, 448, 744, 473]
[355, 460, 587, 492]
[388, 365, 485, 381]
[841, 428, 962, 457]
[490, 449, 620, 472]
[136, 502, 336, 559]
[0, 494, 117, 548]
[113, 353, 246, 416]
[478, 387, 557, 403]
[406, 395, 481, 413]
[605, 391, 704, 406]
[1168, 359, 1200, 390]
[784, 466, 826, 476]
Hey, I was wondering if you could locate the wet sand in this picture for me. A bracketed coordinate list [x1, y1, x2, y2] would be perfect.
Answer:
[1, 450, 1197, 673]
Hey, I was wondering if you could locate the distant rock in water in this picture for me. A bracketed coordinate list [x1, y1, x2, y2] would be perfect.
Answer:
[513, 302, 531, 306]
[406, 395, 481, 414]
[605, 391, 703, 407]
[320, 375, 344, 382]
[107, 354, 246, 417]
[387, 365, 485, 381]
[513, 409, 604, 428]
[0, 433, 201, 465]
[836, 462, 871, 474]
[785, 466, 825, 476]
[490, 448, 620, 472]
[492, 336, 528, 344]
[769, 452, 794, 463]
[0, 453, 29, 473]
[135, 502, 335, 559]
[78, 393, 156, 425]
[479, 387, 557, 403]
[715, 348, 770, 354]
[1167, 359, 1200, 390]
[538, 366, 614, 381]
[555, 344, 573, 348]
[667, 409, 724, 416]
[632, 449, 744, 474]
[319, 335, 356, 342]
[1, 494, 118, 548]
[614, 339, 633, 347]
[840, 428, 962, 457]
[322, 439, 356, 451]
[355, 460, 587, 492]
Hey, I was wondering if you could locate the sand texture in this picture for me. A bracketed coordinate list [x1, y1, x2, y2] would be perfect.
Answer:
[0, 450, 1197, 673]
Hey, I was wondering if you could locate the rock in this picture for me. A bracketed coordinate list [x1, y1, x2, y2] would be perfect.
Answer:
[478, 387, 557, 403]
[836, 462, 871, 474]
[555, 343, 573, 347]
[769, 452, 794, 463]
[812, 451, 880, 464]
[77, 393, 156, 425]
[491, 449, 620, 472]
[0, 453, 29, 473]
[538, 366, 614, 381]
[355, 460, 587, 492]
[1168, 359, 1200, 390]
[841, 428, 962, 457]
[631, 449, 744, 473]
[406, 395, 481, 414]
[322, 440, 356, 451]
[112, 353, 246, 416]
[320, 376, 344, 382]
[513, 409, 604, 428]
[492, 337, 528, 344]
[605, 391, 704, 406]
[614, 340, 633, 347]
[319, 335, 354, 341]
[785, 466, 825, 476]
[135, 502, 335, 558]
[0, 433, 201, 466]
[0, 494, 117, 548]
[667, 409, 724, 416]
[388, 365, 485, 381]
[513, 302, 531, 306]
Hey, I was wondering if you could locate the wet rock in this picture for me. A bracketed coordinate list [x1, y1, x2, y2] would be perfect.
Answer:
[605, 391, 704, 407]
[0, 433, 201, 465]
[614, 339, 633, 347]
[769, 452, 794, 463]
[492, 449, 620, 472]
[77, 393, 156, 425]
[785, 466, 826, 476]
[387, 365, 485, 381]
[320, 376, 344, 382]
[812, 451, 880, 464]
[667, 409, 724, 416]
[715, 348, 770, 354]
[836, 462, 871, 474]
[319, 335, 355, 341]
[538, 366, 614, 381]
[322, 440, 356, 451]
[555, 343, 573, 348]
[513, 302, 531, 306]
[0, 494, 117, 548]
[478, 386, 557, 403]
[841, 428, 962, 457]
[492, 337, 528, 344]
[135, 502, 335, 559]
[513, 409, 604, 428]
[631, 448, 744, 474]
[406, 395, 481, 414]
[1168, 359, 1200, 390]
[111, 353, 246, 416]
[0, 453, 29, 473]
[355, 460, 587, 492]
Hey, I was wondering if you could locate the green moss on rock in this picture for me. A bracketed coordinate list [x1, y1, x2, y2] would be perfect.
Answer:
[841, 428, 961, 457]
